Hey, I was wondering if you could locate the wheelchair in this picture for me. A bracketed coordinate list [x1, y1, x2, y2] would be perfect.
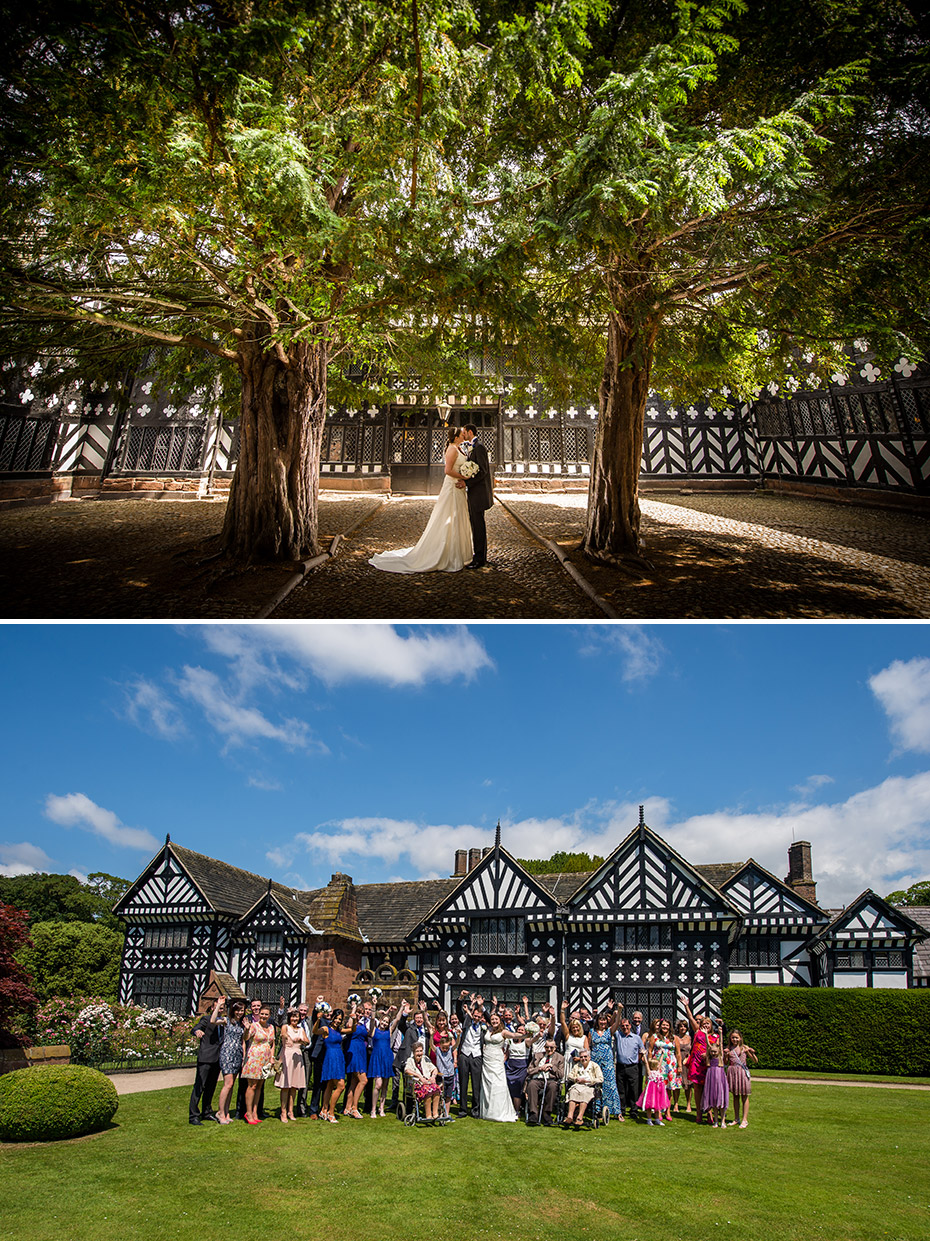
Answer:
[396, 1072, 455, 1127]
[557, 1076, 611, 1129]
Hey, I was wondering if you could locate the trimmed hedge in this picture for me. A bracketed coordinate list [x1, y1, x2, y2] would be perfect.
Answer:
[722, 986, 930, 1076]
[0, 1064, 118, 1142]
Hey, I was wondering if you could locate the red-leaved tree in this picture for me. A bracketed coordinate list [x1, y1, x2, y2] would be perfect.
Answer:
[0, 903, 39, 1046]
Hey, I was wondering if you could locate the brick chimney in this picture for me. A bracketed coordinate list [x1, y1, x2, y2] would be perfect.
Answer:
[468, 847, 482, 870]
[784, 841, 817, 906]
[454, 849, 468, 877]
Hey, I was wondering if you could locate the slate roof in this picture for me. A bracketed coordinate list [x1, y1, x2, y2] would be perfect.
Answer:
[536, 872, 594, 903]
[356, 879, 458, 940]
[897, 906, 930, 980]
[693, 862, 743, 891]
[152, 842, 843, 945]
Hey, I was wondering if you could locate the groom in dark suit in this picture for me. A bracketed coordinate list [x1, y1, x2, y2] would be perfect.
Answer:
[462, 424, 493, 569]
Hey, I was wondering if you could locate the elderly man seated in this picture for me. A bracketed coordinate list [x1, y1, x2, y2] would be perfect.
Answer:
[524, 1039, 564, 1126]
[563, 1047, 603, 1130]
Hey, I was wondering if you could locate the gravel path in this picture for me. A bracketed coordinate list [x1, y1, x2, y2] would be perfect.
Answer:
[1, 489, 927, 619]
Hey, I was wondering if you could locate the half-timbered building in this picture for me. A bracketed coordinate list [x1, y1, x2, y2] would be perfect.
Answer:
[115, 813, 928, 1024]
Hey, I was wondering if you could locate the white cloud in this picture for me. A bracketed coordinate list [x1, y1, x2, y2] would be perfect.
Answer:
[870, 657, 930, 753]
[69, 869, 90, 884]
[0, 841, 54, 877]
[202, 624, 494, 688]
[177, 665, 320, 752]
[123, 678, 187, 740]
[248, 774, 283, 792]
[268, 776, 930, 908]
[43, 793, 160, 852]
[792, 774, 834, 798]
[579, 626, 665, 684]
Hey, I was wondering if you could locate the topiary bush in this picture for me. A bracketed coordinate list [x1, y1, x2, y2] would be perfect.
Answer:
[722, 986, 930, 1075]
[0, 1064, 118, 1142]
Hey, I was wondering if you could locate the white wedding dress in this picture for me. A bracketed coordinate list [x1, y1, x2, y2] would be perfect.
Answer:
[369, 450, 473, 573]
[480, 1032, 518, 1122]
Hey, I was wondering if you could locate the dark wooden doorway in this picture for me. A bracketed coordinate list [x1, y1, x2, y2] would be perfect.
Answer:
[388, 407, 447, 494]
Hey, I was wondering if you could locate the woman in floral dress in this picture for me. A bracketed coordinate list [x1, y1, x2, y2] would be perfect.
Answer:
[241, 1005, 276, 1125]
[588, 1004, 622, 1116]
[652, 1018, 682, 1122]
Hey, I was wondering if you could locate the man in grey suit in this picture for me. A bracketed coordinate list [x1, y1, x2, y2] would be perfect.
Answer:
[524, 1040, 564, 1126]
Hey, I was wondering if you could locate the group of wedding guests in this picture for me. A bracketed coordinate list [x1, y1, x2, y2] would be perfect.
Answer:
[188, 988, 757, 1131]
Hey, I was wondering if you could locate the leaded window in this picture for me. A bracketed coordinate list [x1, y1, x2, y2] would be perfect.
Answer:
[143, 926, 190, 950]
[256, 932, 283, 954]
[470, 917, 525, 955]
[615, 924, 672, 952]
[243, 979, 282, 1003]
[132, 973, 192, 1015]
[729, 936, 782, 967]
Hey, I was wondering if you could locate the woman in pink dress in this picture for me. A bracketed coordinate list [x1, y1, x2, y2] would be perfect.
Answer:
[275, 1008, 309, 1123]
[682, 997, 710, 1123]
[725, 1029, 758, 1128]
[241, 1005, 276, 1125]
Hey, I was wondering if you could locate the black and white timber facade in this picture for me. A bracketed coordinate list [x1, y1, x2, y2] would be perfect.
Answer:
[114, 816, 929, 1023]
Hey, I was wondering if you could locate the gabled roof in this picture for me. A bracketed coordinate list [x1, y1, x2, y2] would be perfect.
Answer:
[238, 885, 314, 935]
[718, 857, 826, 918]
[816, 890, 930, 941]
[420, 840, 558, 927]
[170, 843, 292, 917]
[566, 821, 737, 916]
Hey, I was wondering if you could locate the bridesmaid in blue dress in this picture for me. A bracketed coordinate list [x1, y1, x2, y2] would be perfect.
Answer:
[344, 1002, 372, 1119]
[589, 1003, 623, 1116]
[314, 1004, 356, 1123]
[368, 1012, 398, 1117]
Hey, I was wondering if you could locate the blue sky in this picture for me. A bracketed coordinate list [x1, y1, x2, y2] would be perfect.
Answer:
[2, 622, 929, 909]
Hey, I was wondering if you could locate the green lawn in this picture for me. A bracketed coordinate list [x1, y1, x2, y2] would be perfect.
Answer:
[1, 1083, 928, 1241]
[752, 1069, 930, 1086]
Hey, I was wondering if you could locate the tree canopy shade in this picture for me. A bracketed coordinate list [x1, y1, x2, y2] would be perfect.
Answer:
[0, 0, 487, 561]
[473, 0, 930, 562]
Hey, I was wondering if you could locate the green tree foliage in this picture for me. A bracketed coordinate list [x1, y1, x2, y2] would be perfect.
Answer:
[0, 0, 487, 561]
[0, 872, 129, 930]
[0, 903, 38, 1044]
[518, 851, 605, 874]
[16, 922, 124, 1003]
[885, 879, 930, 907]
[474, 0, 930, 562]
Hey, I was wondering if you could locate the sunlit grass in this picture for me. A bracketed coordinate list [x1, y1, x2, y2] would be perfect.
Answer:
[1, 1082, 927, 1241]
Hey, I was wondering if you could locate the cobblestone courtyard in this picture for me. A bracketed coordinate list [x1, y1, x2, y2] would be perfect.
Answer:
[1, 489, 927, 619]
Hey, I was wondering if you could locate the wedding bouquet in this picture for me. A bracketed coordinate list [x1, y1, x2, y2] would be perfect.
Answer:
[459, 460, 479, 479]
[369, 986, 383, 999]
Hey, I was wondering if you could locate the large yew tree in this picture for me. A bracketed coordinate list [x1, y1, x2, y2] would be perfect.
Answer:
[477, 0, 930, 565]
[0, 0, 481, 561]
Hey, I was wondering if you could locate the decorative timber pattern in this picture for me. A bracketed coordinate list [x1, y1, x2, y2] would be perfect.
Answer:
[115, 824, 928, 1019]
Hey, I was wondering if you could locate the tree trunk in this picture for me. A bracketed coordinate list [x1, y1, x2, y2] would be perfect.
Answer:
[582, 310, 657, 567]
[221, 331, 327, 562]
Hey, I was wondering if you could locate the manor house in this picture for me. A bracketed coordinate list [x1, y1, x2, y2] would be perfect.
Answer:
[114, 814, 929, 1024]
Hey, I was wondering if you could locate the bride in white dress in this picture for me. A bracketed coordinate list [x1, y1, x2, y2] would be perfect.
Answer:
[369, 425, 474, 573]
[480, 1013, 518, 1122]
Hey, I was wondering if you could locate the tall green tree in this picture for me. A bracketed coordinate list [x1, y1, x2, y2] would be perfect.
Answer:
[476, 0, 930, 563]
[0, 0, 484, 561]
[16, 921, 123, 1003]
[886, 879, 930, 907]
[0, 872, 129, 930]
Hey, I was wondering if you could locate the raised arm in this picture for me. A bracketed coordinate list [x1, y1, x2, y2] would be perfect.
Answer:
[560, 999, 570, 1039]
[681, 995, 699, 1035]
[608, 998, 623, 1034]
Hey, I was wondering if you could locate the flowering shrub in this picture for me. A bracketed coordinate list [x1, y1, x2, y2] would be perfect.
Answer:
[34, 996, 196, 1066]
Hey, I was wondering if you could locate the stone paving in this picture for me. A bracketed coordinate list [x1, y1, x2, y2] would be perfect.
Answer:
[501, 492, 930, 620]
[274, 495, 601, 619]
[1, 489, 928, 619]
